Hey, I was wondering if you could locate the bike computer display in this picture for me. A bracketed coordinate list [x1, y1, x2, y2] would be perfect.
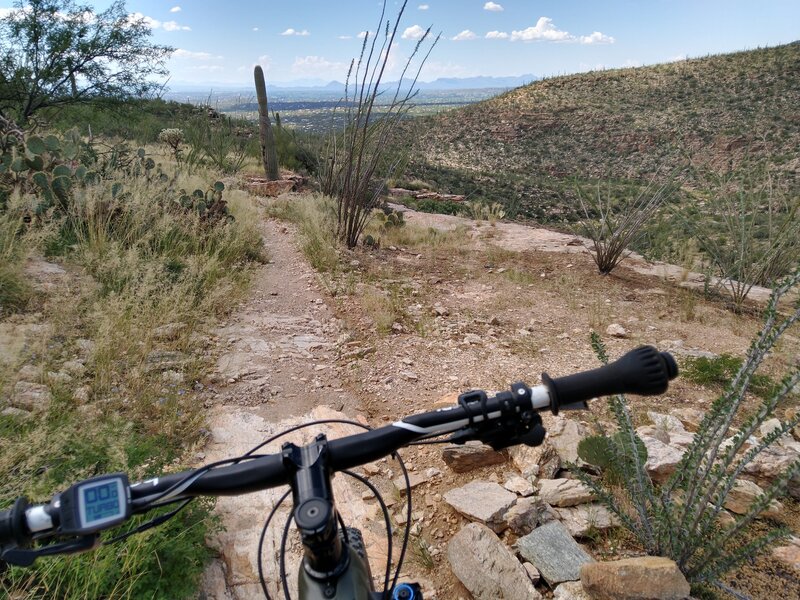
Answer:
[59, 474, 131, 535]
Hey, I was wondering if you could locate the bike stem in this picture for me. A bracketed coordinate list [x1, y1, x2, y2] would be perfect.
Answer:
[282, 434, 350, 582]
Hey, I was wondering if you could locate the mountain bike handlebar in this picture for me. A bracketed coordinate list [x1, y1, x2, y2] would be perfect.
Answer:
[0, 345, 677, 564]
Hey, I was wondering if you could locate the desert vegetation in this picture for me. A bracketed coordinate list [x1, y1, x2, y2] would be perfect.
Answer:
[1, 0, 799, 598]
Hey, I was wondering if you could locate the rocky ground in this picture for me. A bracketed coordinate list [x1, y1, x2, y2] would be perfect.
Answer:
[192, 196, 800, 600]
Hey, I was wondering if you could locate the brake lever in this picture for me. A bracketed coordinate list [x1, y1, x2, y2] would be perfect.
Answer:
[0, 535, 99, 567]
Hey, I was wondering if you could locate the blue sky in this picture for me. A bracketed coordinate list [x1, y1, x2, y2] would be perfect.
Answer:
[2, 0, 799, 86]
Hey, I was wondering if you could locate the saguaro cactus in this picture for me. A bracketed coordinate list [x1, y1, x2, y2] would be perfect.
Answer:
[254, 65, 279, 181]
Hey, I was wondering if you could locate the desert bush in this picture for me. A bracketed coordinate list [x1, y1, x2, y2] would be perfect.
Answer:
[677, 165, 800, 311]
[317, 0, 438, 248]
[573, 275, 800, 594]
[574, 178, 675, 274]
[158, 128, 184, 161]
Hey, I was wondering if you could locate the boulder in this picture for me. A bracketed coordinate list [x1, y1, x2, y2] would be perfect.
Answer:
[606, 323, 629, 338]
[724, 479, 783, 517]
[443, 481, 517, 533]
[580, 556, 691, 600]
[509, 441, 560, 479]
[517, 520, 593, 585]
[647, 411, 686, 433]
[10, 381, 52, 411]
[504, 475, 535, 496]
[670, 407, 705, 432]
[553, 581, 592, 599]
[447, 522, 543, 600]
[742, 444, 800, 500]
[504, 496, 547, 536]
[538, 479, 594, 507]
[641, 436, 684, 483]
[441, 442, 507, 472]
[555, 504, 619, 537]
[548, 418, 588, 464]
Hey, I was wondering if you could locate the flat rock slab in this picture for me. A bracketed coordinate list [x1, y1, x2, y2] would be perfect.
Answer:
[447, 522, 543, 600]
[444, 481, 517, 532]
[555, 504, 619, 537]
[517, 520, 593, 585]
[441, 442, 507, 472]
[538, 478, 594, 507]
[580, 556, 691, 600]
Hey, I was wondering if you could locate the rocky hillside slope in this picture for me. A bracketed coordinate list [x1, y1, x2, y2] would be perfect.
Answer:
[407, 43, 800, 221]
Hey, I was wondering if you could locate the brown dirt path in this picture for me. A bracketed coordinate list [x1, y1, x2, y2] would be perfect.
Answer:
[198, 220, 390, 599]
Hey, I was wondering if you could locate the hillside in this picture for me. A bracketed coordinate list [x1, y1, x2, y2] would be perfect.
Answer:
[407, 43, 800, 222]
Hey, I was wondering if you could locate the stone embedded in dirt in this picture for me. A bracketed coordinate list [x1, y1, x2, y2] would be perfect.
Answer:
[1, 407, 30, 418]
[659, 339, 718, 360]
[742, 443, 800, 500]
[153, 322, 187, 341]
[772, 543, 800, 570]
[442, 442, 507, 472]
[504, 475, 535, 496]
[61, 360, 86, 377]
[144, 350, 190, 372]
[432, 303, 449, 316]
[553, 581, 592, 599]
[723, 479, 783, 517]
[73, 386, 91, 404]
[447, 522, 543, 600]
[538, 478, 594, 507]
[463, 333, 481, 345]
[647, 411, 686, 433]
[517, 520, 594, 585]
[547, 418, 588, 464]
[509, 441, 560, 478]
[637, 425, 670, 445]
[605, 323, 629, 338]
[24, 258, 67, 292]
[523, 562, 541, 585]
[555, 503, 619, 537]
[400, 370, 418, 380]
[10, 381, 52, 411]
[504, 496, 547, 536]
[641, 435, 685, 483]
[580, 556, 691, 600]
[443, 481, 517, 533]
[669, 407, 705, 432]
[785, 407, 800, 441]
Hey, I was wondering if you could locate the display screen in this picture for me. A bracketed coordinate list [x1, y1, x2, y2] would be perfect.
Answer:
[81, 480, 123, 524]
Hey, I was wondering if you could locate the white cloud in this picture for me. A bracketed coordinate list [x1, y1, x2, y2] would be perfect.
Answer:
[580, 31, 615, 44]
[452, 30, 477, 41]
[169, 6, 181, 13]
[173, 49, 222, 60]
[511, 17, 572, 42]
[667, 53, 688, 62]
[418, 4, 429, 10]
[358, 30, 369, 39]
[484, 2, 504, 11]
[281, 28, 310, 36]
[253, 27, 259, 31]
[402, 25, 427, 40]
[163, 20, 190, 32]
[338, 35, 352, 39]
[0, 7, 16, 18]
[255, 55, 271, 71]
[292, 55, 346, 78]
[485, 30, 509, 39]
[420, 60, 470, 80]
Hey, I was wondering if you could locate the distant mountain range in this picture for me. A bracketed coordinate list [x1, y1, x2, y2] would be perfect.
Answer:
[167, 74, 538, 94]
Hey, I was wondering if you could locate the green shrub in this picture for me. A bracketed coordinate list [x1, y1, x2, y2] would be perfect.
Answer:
[681, 354, 778, 400]
[573, 275, 800, 595]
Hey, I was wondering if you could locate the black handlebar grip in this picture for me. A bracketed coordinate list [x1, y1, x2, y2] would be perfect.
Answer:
[542, 345, 678, 414]
[0, 497, 30, 548]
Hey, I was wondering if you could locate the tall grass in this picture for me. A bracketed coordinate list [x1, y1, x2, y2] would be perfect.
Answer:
[0, 163, 263, 599]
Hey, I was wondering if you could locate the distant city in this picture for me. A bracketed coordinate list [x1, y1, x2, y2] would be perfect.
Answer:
[163, 74, 538, 132]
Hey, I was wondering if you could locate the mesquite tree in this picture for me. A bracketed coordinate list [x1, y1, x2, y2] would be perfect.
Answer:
[0, 0, 173, 124]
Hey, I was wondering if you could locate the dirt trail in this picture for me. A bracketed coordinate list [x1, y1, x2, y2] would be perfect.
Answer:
[199, 220, 389, 599]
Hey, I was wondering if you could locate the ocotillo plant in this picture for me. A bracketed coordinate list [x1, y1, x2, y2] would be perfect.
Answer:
[254, 65, 279, 181]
